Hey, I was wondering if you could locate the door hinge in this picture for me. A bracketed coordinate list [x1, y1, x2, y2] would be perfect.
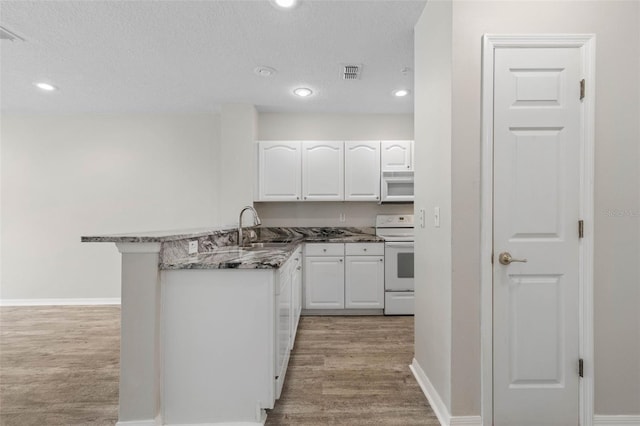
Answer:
[580, 79, 585, 100]
[578, 220, 584, 238]
[578, 358, 584, 377]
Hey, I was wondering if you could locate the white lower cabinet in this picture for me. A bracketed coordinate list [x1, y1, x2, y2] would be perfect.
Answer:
[275, 258, 292, 400]
[290, 247, 303, 347]
[304, 243, 384, 311]
[345, 255, 384, 308]
[304, 255, 345, 309]
[161, 246, 303, 424]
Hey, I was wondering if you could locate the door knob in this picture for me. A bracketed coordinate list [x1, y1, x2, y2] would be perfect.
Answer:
[498, 252, 527, 265]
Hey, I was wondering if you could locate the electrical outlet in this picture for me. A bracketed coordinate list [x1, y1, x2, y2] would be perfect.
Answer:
[339, 213, 346, 223]
[419, 208, 426, 228]
[188, 240, 198, 255]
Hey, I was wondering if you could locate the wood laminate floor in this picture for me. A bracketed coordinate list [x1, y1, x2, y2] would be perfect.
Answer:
[0, 307, 436, 425]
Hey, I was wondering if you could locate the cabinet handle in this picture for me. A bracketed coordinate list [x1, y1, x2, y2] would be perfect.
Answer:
[407, 165, 410, 169]
[323, 249, 327, 252]
[294, 258, 299, 261]
[339, 259, 343, 262]
[296, 196, 300, 200]
[296, 266, 301, 270]
[380, 258, 383, 262]
[363, 248, 367, 252]
[304, 196, 307, 200]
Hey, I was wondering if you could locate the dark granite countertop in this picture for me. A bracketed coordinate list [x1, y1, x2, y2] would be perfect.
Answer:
[83, 226, 384, 270]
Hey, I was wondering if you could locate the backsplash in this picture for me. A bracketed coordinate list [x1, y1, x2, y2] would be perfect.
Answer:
[254, 201, 413, 227]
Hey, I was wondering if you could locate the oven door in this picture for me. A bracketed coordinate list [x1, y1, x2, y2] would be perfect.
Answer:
[384, 242, 414, 291]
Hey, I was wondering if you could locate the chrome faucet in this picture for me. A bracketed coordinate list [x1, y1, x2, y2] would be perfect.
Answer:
[238, 205, 261, 247]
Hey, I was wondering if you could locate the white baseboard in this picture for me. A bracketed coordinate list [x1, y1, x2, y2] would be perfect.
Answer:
[409, 359, 481, 426]
[0, 298, 121, 306]
[410, 358, 451, 425]
[116, 421, 157, 426]
[450, 416, 483, 426]
[594, 415, 640, 425]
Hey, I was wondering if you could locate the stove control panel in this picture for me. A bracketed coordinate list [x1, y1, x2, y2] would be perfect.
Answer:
[376, 214, 415, 228]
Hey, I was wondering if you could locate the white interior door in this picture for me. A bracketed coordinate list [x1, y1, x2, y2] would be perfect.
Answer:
[493, 47, 581, 425]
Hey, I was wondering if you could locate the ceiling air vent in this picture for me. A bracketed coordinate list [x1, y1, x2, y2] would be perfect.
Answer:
[342, 64, 362, 80]
[0, 26, 25, 42]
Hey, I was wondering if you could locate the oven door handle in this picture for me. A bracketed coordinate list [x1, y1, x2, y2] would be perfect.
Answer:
[385, 242, 414, 248]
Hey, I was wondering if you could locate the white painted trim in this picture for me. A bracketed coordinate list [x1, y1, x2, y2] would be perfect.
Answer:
[410, 359, 451, 426]
[160, 423, 265, 426]
[450, 416, 483, 426]
[480, 34, 596, 426]
[0, 298, 121, 306]
[479, 33, 495, 426]
[410, 359, 483, 426]
[116, 420, 157, 426]
[578, 34, 596, 426]
[593, 416, 640, 426]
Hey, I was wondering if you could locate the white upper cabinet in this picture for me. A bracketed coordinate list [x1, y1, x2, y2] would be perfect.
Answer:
[302, 141, 344, 201]
[344, 141, 381, 201]
[258, 141, 302, 201]
[381, 140, 414, 171]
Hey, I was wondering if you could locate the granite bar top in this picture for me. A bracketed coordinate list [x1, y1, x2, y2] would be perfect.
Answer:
[83, 226, 384, 270]
[81, 225, 238, 243]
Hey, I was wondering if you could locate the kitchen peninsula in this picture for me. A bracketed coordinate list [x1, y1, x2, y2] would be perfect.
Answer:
[82, 226, 381, 426]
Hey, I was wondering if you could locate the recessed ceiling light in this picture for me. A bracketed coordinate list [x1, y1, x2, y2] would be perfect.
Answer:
[34, 82, 57, 91]
[272, 0, 298, 9]
[293, 87, 313, 97]
[254, 66, 277, 77]
[393, 89, 410, 97]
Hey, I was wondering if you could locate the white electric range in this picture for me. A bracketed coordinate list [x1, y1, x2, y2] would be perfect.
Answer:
[375, 215, 415, 315]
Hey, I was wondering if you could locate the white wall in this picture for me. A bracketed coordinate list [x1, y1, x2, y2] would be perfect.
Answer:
[218, 104, 257, 226]
[414, 0, 640, 418]
[0, 112, 412, 301]
[255, 202, 412, 228]
[413, 0, 454, 413]
[1, 114, 220, 301]
[256, 112, 414, 226]
[258, 112, 413, 141]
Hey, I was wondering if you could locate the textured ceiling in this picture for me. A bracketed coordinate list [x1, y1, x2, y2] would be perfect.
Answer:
[0, 0, 425, 114]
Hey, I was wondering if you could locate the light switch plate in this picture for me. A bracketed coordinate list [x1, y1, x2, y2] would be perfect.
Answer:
[188, 240, 198, 255]
[419, 208, 426, 228]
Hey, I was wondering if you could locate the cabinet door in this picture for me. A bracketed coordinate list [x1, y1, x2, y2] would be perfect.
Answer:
[302, 141, 344, 201]
[381, 140, 413, 171]
[344, 141, 381, 201]
[258, 141, 301, 201]
[304, 256, 345, 309]
[345, 256, 384, 309]
[290, 251, 302, 347]
[275, 266, 292, 399]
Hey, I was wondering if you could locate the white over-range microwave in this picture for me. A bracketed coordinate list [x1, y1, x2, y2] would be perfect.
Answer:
[381, 171, 414, 202]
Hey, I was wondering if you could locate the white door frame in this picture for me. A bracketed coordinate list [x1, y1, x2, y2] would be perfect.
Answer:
[480, 34, 595, 426]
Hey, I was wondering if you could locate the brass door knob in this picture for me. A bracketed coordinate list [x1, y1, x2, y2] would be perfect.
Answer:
[498, 252, 528, 265]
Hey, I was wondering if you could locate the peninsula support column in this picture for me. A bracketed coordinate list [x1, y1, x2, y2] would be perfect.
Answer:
[115, 242, 162, 426]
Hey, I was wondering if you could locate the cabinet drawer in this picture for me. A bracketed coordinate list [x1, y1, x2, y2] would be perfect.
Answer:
[345, 243, 384, 256]
[305, 243, 344, 256]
